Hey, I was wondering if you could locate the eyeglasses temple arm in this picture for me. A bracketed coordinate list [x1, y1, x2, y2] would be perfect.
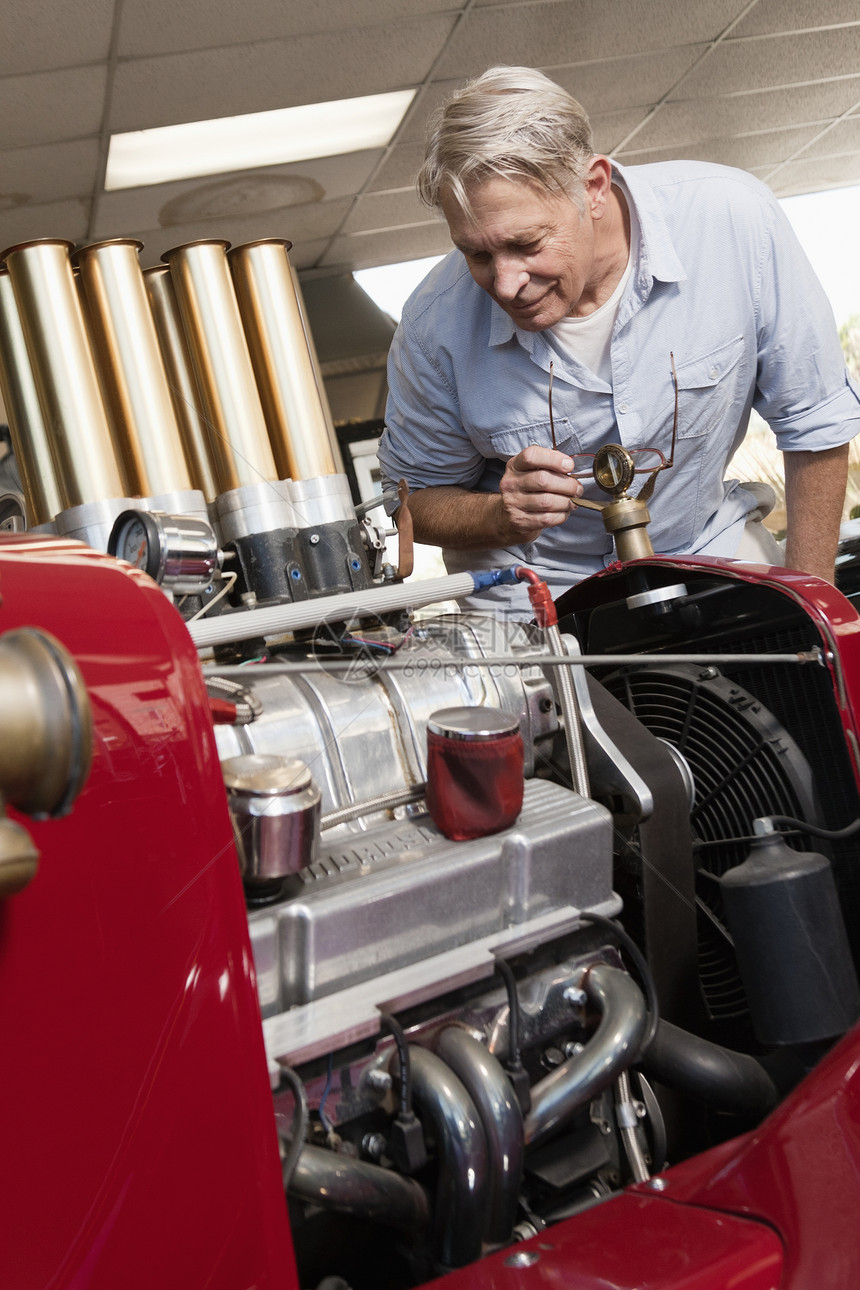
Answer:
[548, 361, 557, 450]
[636, 351, 678, 502]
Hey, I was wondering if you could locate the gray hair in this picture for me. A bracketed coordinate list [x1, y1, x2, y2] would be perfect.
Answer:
[417, 66, 594, 217]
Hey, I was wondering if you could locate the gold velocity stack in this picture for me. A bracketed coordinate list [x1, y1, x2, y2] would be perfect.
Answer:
[0, 236, 371, 604]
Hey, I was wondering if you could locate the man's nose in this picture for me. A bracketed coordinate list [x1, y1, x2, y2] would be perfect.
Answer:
[493, 256, 528, 301]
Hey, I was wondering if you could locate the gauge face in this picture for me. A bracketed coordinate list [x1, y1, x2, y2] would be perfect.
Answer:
[108, 510, 162, 581]
[115, 515, 149, 567]
[593, 443, 635, 496]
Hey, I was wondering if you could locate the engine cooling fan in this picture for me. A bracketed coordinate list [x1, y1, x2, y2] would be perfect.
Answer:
[603, 663, 820, 1021]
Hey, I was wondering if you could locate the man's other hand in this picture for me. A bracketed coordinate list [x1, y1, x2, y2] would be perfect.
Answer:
[498, 446, 584, 543]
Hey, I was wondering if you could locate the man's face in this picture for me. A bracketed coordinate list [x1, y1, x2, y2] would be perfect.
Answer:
[441, 175, 597, 332]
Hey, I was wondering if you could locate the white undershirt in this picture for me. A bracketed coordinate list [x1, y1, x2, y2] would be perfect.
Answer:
[550, 200, 640, 384]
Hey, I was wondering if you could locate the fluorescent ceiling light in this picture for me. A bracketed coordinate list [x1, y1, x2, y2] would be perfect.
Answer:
[354, 256, 445, 322]
[105, 89, 416, 191]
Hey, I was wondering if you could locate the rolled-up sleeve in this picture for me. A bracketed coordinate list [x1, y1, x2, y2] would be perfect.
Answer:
[378, 309, 488, 514]
[754, 199, 860, 451]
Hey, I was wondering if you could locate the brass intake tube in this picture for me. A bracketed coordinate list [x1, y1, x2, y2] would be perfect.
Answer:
[1, 239, 124, 507]
[162, 240, 277, 493]
[143, 265, 219, 503]
[74, 239, 191, 497]
[229, 239, 336, 481]
[0, 268, 64, 524]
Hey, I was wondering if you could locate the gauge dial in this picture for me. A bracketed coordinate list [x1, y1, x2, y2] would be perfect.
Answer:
[108, 510, 163, 581]
[593, 443, 636, 496]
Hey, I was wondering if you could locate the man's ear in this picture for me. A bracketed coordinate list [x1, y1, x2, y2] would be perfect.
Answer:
[585, 156, 613, 218]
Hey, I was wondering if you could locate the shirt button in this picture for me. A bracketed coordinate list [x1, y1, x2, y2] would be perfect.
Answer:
[619, 402, 629, 413]
[709, 366, 718, 378]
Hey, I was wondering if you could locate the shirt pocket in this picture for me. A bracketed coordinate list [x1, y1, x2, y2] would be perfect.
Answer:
[482, 417, 580, 460]
[671, 336, 747, 440]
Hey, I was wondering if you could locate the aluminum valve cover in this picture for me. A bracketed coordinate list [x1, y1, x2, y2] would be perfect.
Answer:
[250, 778, 613, 1025]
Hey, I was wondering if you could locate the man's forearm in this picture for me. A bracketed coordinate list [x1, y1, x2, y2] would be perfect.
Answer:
[406, 486, 517, 548]
[402, 451, 584, 549]
[783, 444, 850, 583]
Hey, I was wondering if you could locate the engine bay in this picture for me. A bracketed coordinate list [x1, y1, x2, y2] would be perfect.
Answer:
[218, 563, 860, 1290]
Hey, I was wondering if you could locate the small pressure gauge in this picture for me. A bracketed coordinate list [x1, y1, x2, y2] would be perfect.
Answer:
[593, 443, 636, 497]
[109, 509, 220, 594]
[109, 510, 162, 580]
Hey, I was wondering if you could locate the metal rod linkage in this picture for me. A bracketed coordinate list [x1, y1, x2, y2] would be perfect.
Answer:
[203, 648, 822, 678]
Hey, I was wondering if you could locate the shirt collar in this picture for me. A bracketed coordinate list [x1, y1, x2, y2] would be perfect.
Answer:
[611, 160, 687, 287]
[489, 304, 518, 347]
[488, 308, 552, 368]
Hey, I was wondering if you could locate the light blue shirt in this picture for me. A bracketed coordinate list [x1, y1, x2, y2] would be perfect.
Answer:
[379, 161, 860, 613]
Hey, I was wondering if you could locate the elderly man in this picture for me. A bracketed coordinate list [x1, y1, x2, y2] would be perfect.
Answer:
[378, 66, 859, 615]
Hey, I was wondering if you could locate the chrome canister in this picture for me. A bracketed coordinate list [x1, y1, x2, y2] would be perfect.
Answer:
[222, 754, 320, 886]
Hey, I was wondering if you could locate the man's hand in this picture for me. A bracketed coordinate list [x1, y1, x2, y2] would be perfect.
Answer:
[497, 446, 584, 543]
[407, 448, 584, 550]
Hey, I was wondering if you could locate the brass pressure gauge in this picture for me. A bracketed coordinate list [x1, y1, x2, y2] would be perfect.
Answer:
[593, 444, 636, 497]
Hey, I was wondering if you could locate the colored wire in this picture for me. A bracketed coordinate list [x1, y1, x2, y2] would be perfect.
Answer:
[341, 635, 397, 653]
[578, 912, 659, 1057]
[318, 1052, 334, 1136]
[380, 1012, 412, 1117]
[186, 570, 237, 623]
[765, 814, 860, 840]
[279, 1065, 309, 1188]
[495, 957, 524, 1073]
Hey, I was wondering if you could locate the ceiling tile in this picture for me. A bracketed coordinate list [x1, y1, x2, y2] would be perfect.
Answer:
[617, 124, 827, 170]
[0, 0, 114, 76]
[94, 151, 383, 237]
[127, 198, 354, 268]
[678, 28, 860, 98]
[549, 47, 709, 115]
[118, 0, 459, 58]
[434, 0, 746, 81]
[368, 142, 425, 192]
[109, 15, 457, 132]
[627, 79, 860, 151]
[342, 188, 429, 233]
[320, 221, 453, 269]
[731, 0, 860, 40]
[278, 238, 335, 270]
[398, 79, 458, 144]
[0, 199, 90, 253]
[0, 138, 101, 206]
[766, 152, 860, 196]
[798, 115, 860, 156]
[591, 108, 658, 154]
[0, 66, 108, 150]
